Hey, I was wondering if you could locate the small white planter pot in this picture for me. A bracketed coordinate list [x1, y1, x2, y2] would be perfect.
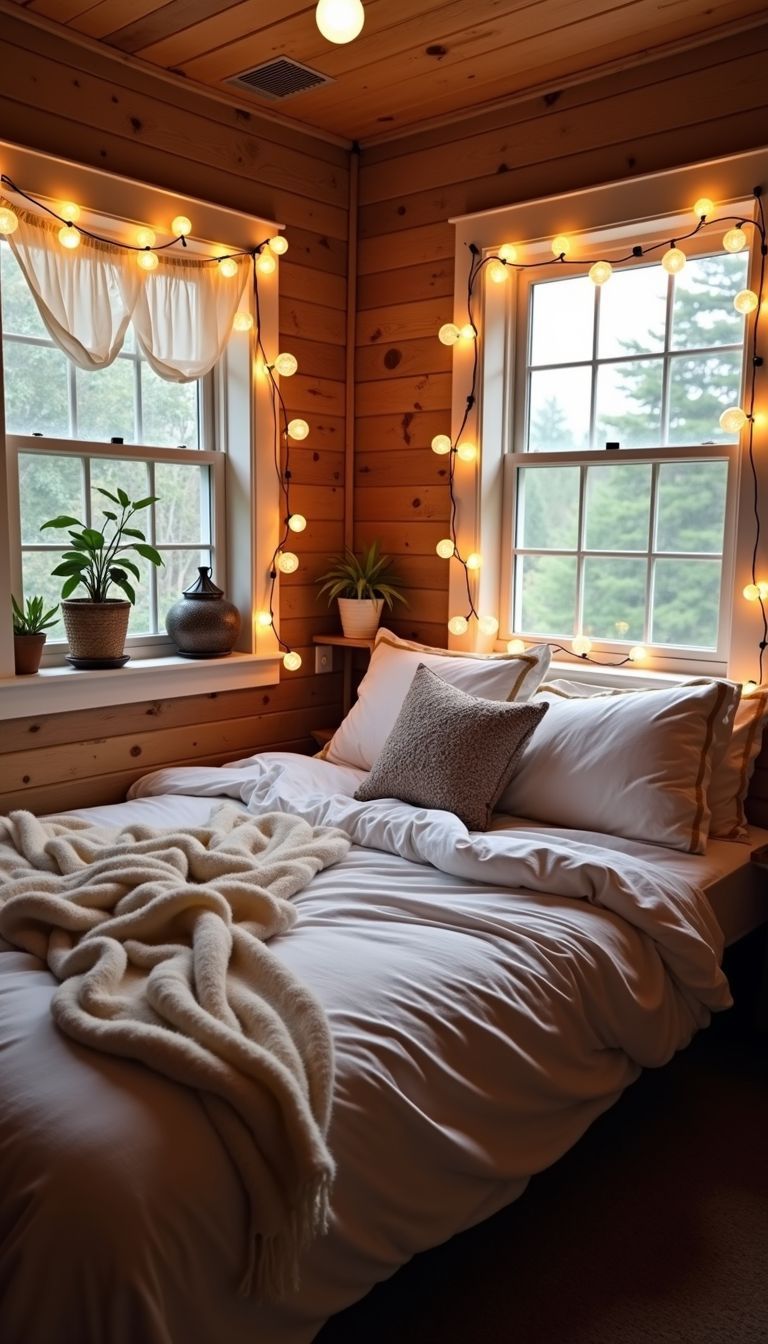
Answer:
[337, 597, 384, 639]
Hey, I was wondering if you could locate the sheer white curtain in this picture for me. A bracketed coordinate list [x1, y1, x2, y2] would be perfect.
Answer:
[4, 201, 251, 382]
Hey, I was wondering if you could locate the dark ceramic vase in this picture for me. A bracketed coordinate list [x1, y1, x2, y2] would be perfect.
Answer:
[165, 567, 241, 658]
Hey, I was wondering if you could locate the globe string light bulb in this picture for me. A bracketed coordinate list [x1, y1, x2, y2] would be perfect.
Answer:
[58, 223, 80, 250]
[734, 289, 758, 315]
[218, 256, 239, 278]
[287, 513, 307, 533]
[478, 615, 499, 636]
[171, 215, 192, 237]
[629, 645, 646, 662]
[436, 538, 455, 559]
[431, 434, 452, 455]
[743, 583, 760, 601]
[459, 323, 476, 340]
[743, 680, 758, 696]
[693, 197, 714, 220]
[233, 310, 254, 332]
[499, 243, 518, 264]
[268, 235, 288, 255]
[137, 249, 159, 271]
[59, 201, 80, 223]
[448, 615, 469, 636]
[315, 0, 365, 44]
[507, 638, 526, 654]
[0, 206, 19, 235]
[572, 635, 592, 657]
[759, 582, 768, 600]
[720, 406, 747, 433]
[256, 249, 276, 275]
[456, 442, 477, 462]
[465, 552, 482, 571]
[487, 260, 507, 284]
[438, 323, 460, 346]
[276, 551, 299, 574]
[552, 234, 571, 257]
[135, 227, 156, 249]
[255, 610, 273, 629]
[589, 260, 612, 286]
[274, 352, 298, 377]
[283, 650, 302, 671]
[722, 226, 747, 253]
[661, 246, 686, 275]
[288, 418, 309, 440]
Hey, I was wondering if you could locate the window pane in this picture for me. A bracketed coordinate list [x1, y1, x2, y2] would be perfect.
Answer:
[595, 358, 663, 448]
[157, 550, 214, 623]
[671, 252, 749, 351]
[584, 463, 651, 551]
[517, 466, 579, 550]
[76, 358, 136, 444]
[582, 556, 646, 641]
[530, 275, 594, 366]
[516, 554, 577, 637]
[90, 457, 150, 517]
[141, 363, 199, 449]
[20, 549, 67, 639]
[655, 460, 728, 554]
[651, 558, 721, 648]
[1, 243, 48, 338]
[4, 341, 70, 436]
[528, 368, 591, 452]
[598, 262, 667, 359]
[668, 350, 743, 446]
[126, 553, 153, 635]
[19, 452, 84, 543]
[154, 463, 209, 544]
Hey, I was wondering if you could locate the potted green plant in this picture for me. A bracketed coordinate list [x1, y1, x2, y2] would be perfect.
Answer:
[42, 488, 162, 668]
[12, 594, 59, 675]
[317, 541, 407, 639]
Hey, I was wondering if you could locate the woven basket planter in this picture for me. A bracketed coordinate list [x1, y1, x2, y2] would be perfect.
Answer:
[62, 599, 131, 661]
[337, 598, 384, 639]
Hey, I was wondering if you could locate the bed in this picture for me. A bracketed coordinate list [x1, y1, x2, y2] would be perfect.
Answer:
[1, 639, 767, 1344]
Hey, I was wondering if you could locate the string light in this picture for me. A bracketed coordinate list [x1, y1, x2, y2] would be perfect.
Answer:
[255, 610, 273, 628]
[507, 639, 526, 654]
[0, 206, 18, 234]
[734, 289, 758, 315]
[58, 224, 80, 249]
[552, 235, 571, 257]
[589, 260, 612, 286]
[629, 645, 646, 662]
[268, 235, 288, 255]
[487, 260, 508, 283]
[218, 256, 239, 278]
[499, 243, 518, 263]
[256, 249, 277, 275]
[438, 323, 461, 346]
[459, 323, 476, 340]
[436, 539, 455, 558]
[693, 197, 714, 219]
[478, 615, 499, 636]
[276, 551, 299, 574]
[431, 434, 453, 455]
[287, 513, 307, 532]
[720, 406, 748, 432]
[59, 201, 80, 223]
[137, 250, 159, 271]
[171, 215, 192, 237]
[288, 418, 309, 440]
[743, 584, 760, 601]
[465, 552, 482, 570]
[723, 226, 747, 253]
[315, 0, 365, 44]
[743, 679, 759, 695]
[283, 650, 303, 671]
[233, 311, 254, 332]
[572, 636, 593, 656]
[661, 245, 686, 274]
[456, 442, 477, 462]
[448, 616, 469, 636]
[273, 352, 298, 377]
[136, 227, 156, 248]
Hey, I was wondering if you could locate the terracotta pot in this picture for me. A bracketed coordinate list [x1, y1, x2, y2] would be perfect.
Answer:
[337, 597, 384, 639]
[13, 632, 46, 676]
[61, 599, 131, 662]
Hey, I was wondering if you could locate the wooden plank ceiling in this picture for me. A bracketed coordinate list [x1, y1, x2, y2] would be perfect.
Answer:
[9, 0, 768, 143]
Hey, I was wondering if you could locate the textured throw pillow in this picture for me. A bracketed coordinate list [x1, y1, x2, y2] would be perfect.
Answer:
[323, 627, 551, 772]
[354, 663, 549, 831]
[497, 679, 737, 853]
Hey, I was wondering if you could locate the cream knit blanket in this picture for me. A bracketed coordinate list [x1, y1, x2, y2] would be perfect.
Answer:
[0, 804, 350, 1298]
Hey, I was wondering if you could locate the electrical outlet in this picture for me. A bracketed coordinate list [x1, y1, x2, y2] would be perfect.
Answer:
[315, 644, 333, 674]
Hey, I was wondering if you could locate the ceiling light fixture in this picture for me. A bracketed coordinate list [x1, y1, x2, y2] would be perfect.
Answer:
[315, 0, 365, 44]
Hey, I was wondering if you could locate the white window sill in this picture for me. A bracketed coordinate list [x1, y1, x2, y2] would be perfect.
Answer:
[0, 653, 283, 720]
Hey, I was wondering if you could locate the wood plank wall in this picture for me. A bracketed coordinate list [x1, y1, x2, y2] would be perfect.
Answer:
[354, 23, 768, 650]
[0, 11, 349, 812]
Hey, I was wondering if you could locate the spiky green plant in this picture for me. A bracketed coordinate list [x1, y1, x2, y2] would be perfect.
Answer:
[41, 488, 163, 604]
[316, 542, 407, 609]
[12, 594, 59, 635]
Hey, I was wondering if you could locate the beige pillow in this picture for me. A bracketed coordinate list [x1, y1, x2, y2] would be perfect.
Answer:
[323, 628, 551, 772]
[708, 688, 768, 841]
[354, 664, 549, 831]
[497, 679, 738, 853]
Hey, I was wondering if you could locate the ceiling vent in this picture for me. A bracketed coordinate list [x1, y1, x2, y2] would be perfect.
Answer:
[227, 58, 332, 101]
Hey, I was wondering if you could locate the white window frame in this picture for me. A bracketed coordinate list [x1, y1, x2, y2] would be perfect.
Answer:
[0, 141, 284, 712]
[447, 148, 768, 683]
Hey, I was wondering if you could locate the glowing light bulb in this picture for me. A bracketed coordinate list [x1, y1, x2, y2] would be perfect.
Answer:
[287, 513, 307, 533]
[629, 645, 646, 662]
[255, 610, 273, 628]
[743, 680, 758, 695]
[276, 551, 299, 574]
[743, 584, 760, 601]
[136, 227, 156, 249]
[487, 260, 507, 284]
[256, 249, 276, 275]
[693, 197, 714, 220]
[0, 206, 18, 235]
[572, 635, 592, 656]
[723, 226, 746, 253]
[288, 418, 309, 440]
[268, 235, 288, 255]
[759, 582, 768, 600]
[431, 434, 452, 455]
[436, 539, 455, 559]
[459, 323, 476, 340]
[438, 323, 460, 346]
[172, 215, 192, 237]
[552, 235, 571, 257]
[137, 249, 159, 271]
[59, 201, 80, 223]
[661, 247, 686, 275]
[457, 442, 477, 462]
[218, 256, 238, 278]
[507, 638, 526, 654]
[499, 243, 518, 264]
[274, 352, 298, 377]
[720, 406, 747, 433]
[466, 552, 482, 571]
[589, 260, 612, 286]
[448, 616, 469, 636]
[283, 650, 302, 671]
[734, 289, 758, 315]
[233, 310, 254, 332]
[315, 0, 365, 44]
[58, 224, 80, 250]
[478, 615, 499, 636]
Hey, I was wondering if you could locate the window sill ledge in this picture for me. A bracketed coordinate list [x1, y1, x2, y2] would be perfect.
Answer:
[0, 653, 283, 720]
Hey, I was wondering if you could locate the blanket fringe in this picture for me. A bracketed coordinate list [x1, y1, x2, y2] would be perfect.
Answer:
[239, 1171, 332, 1300]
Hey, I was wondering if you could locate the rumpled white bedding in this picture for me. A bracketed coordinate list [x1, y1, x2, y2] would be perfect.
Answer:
[0, 752, 731, 1344]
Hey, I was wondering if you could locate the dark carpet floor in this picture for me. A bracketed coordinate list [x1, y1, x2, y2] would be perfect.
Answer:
[316, 932, 768, 1344]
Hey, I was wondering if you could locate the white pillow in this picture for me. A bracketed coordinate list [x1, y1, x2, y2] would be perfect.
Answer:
[323, 628, 551, 772]
[497, 679, 739, 853]
[709, 687, 768, 841]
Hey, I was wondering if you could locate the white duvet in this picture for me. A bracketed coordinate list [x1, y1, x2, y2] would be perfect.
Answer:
[0, 752, 731, 1344]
